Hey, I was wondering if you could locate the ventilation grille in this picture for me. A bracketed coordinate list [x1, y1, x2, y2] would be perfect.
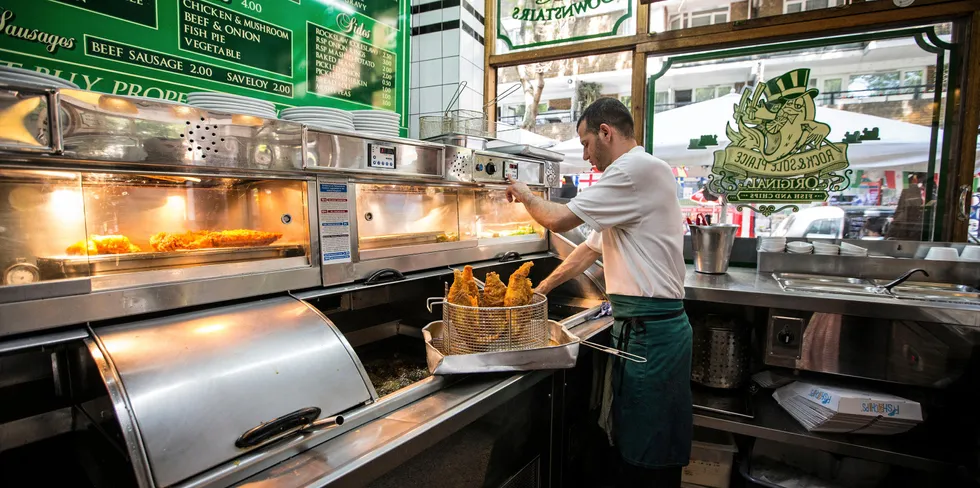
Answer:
[446, 150, 472, 182]
[180, 116, 223, 160]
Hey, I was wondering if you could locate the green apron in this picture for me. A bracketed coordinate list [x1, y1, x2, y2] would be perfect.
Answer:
[608, 294, 693, 469]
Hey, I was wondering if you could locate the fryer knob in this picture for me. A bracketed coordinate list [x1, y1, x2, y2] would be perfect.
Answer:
[485, 162, 496, 175]
[777, 328, 795, 345]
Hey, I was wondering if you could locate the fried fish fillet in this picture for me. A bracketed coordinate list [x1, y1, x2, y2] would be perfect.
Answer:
[480, 271, 507, 307]
[210, 229, 283, 248]
[447, 265, 479, 307]
[504, 262, 534, 307]
[149, 231, 213, 252]
[66, 235, 141, 256]
[149, 229, 282, 251]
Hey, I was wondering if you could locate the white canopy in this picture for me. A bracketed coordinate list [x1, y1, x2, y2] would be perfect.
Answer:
[554, 93, 979, 176]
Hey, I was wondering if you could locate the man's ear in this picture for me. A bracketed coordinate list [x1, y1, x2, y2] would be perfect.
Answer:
[599, 123, 612, 141]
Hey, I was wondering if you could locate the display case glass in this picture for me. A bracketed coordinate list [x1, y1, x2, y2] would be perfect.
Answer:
[465, 188, 546, 243]
[355, 184, 465, 253]
[0, 169, 310, 288]
[0, 169, 89, 285]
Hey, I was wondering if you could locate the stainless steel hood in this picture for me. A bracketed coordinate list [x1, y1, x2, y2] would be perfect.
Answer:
[86, 296, 374, 488]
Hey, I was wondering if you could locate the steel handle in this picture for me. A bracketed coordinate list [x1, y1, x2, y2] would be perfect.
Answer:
[445, 81, 467, 115]
[484, 84, 521, 110]
[365, 268, 405, 285]
[301, 415, 344, 432]
[958, 184, 970, 222]
[426, 297, 445, 313]
[236, 407, 321, 449]
[580, 340, 647, 363]
[499, 251, 522, 262]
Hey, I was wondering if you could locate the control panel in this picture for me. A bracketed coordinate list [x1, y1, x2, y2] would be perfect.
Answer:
[368, 143, 397, 170]
[472, 153, 541, 184]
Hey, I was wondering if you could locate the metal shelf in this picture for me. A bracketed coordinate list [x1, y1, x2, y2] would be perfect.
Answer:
[693, 389, 969, 473]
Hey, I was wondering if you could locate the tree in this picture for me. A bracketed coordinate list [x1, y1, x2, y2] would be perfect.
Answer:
[576, 82, 603, 113]
[518, 64, 546, 129]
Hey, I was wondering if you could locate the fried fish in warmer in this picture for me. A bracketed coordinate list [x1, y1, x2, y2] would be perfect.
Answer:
[149, 229, 282, 251]
[480, 271, 507, 307]
[149, 230, 213, 252]
[504, 262, 535, 307]
[210, 229, 283, 248]
[447, 265, 480, 307]
[66, 235, 141, 256]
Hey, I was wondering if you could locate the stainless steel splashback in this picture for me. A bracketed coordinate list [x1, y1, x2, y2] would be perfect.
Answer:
[305, 129, 444, 178]
[86, 296, 374, 487]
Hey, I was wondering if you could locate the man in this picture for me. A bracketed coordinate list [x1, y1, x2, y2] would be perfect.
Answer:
[886, 172, 926, 240]
[505, 98, 692, 487]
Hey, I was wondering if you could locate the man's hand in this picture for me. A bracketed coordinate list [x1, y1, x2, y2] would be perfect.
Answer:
[505, 178, 534, 203]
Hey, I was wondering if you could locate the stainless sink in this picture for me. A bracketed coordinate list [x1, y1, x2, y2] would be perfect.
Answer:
[773, 273, 883, 297]
[877, 281, 980, 304]
[773, 273, 980, 305]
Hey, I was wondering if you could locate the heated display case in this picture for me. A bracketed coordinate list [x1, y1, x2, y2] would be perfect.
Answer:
[0, 169, 311, 289]
[351, 183, 546, 263]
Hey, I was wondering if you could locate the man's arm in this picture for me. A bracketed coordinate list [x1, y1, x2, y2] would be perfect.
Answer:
[506, 180, 583, 232]
[536, 242, 601, 295]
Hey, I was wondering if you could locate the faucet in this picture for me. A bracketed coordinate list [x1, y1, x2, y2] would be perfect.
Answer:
[881, 268, 930, 292]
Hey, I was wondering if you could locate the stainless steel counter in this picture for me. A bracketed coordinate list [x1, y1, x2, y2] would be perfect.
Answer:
[233, 314, 614, 488]
[684, 266, 980, 327]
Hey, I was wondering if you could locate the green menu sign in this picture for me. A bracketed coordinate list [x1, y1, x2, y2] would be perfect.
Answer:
[0, 0, 407, 132]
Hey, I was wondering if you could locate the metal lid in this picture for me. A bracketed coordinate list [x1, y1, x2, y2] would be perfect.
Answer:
[88, 296, 372, 487]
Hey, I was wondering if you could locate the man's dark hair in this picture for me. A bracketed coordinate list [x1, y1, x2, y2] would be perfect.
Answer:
[577, 98, 634, 139]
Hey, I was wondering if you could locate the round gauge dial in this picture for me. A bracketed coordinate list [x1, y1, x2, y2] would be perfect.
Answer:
[4, 262, 40, 285]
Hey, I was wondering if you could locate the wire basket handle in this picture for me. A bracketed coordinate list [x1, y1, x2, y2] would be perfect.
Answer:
[445, 81, 468, 115]
[426, 297, 445, 314]
[484, 84, 521, 111]
[580, 340, 647, 363]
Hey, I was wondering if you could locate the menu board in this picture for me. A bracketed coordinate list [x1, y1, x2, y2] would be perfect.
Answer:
[0, 0, 407, 132]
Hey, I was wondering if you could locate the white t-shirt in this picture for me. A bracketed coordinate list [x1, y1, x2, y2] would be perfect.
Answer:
[567, 146, 686, 299]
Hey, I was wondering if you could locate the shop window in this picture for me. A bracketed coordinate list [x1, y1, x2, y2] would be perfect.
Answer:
[847, 72, 901, 97]
[784, 0, 843, 14]
[496, 52, 632, 172]
[674, 89, 693, 106]
[695, 87, 718, 103]
[651, 0, 858, 33]
[654, 91, 670, 113]
[645, 25, 955, 240]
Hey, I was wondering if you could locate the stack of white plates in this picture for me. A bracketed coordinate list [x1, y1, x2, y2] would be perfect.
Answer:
[187, 92, 277, 119]
[280, 107, 354, 131]
[840, 242, 868, 257]
[352, 110, 400, 137]
[786, 241, 814, 254]
[758, 237, 786, 253]
[812, 241, 840, 255]
[0, 66, 79, 89]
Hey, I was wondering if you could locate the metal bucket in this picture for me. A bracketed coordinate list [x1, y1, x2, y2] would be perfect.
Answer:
[691, 315, 750, 389]
[691, 224, 739, 274]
